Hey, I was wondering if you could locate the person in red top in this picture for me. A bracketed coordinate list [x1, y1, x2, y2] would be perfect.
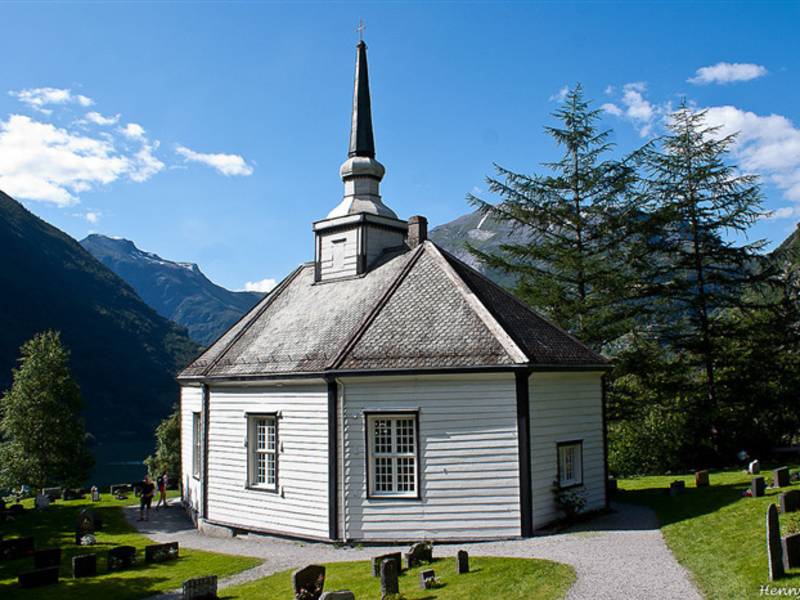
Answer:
[155, 471, 169, 510]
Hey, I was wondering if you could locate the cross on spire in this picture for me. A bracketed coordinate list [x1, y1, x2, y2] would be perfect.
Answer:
[356, 18, 366, 42]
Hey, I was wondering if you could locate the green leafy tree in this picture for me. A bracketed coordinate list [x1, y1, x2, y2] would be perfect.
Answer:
[468, 84, 637, 351]
[0, 331, 93, 489]
[634, 102, 769, 452]
[144, 405, 181, 483]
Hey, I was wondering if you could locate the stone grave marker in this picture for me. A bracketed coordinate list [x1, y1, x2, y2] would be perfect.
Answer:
[62, 488, 83, 501]
[371, 552, 402, 577]
[380, 558, 399, 598]
[782, 534, 800, 571]
[145, 541, 179, 563]
[91, 486, 100, 502]
[669, 480, 686, 497]
[75, 509, 98, 544]
[695, 470, 710, 487]
[41, 487, 61, 501]
[34, 548, 61, 569]
[419, 568, 436, 590]
[0, 536, 34, 560]
[405, 541, 433, 568]
[773, 467, 790, 488]
[753, 477, 766, 498]
[607, 478, 618, 495]
[457, 549, 469, 574]
[183, 575, 218, 600]
[35, 494, 51, 510]
[749, 460, 761, 474]
[767, 504, 785, 581]
[319, 592, 355, 600]
[780, 490, 800, 514]
[108, 545, 136, 571]
[72, 553, 97, 578]
[18, 566, 59, 588]
[292, 564, 325, 600]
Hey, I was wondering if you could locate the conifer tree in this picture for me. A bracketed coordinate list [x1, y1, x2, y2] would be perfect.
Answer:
[0, 331, 93, 489]
[467, 84, 636, 351]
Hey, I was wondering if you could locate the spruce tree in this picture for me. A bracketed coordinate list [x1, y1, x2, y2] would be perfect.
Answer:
[0, 331, 93, 489]
[467, 84, 636, 351]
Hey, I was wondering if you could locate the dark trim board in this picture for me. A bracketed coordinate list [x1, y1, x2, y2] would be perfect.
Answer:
[242, 412, 280, 494]
[201, 383, 210, 520]
[515, 370, 533, 537]
[363, 410, 422, 502]
[327, 379, 339, 540]
[601, 374, 610, 509]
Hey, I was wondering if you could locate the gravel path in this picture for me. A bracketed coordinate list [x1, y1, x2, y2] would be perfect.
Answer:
[128, 500, 701, 600]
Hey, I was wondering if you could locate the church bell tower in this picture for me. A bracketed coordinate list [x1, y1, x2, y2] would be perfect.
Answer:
[313, 39, 408, 282]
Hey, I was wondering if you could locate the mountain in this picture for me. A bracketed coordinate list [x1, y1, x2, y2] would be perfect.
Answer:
[774, 223, 800, 260]
[429, 209, 532, 289]
[0, 191, 200, 440]
[81, 235, 262, 346]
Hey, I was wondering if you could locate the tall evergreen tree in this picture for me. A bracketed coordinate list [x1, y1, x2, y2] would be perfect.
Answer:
[635, 102, 768, 449]
[467, 84, 636, 351]
[0, 331, 93, 489]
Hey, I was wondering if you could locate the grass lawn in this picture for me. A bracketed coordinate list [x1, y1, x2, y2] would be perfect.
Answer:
[0, 493, 261, 600]
[619, 465, 800, 599]
[224, 556, 575, 600]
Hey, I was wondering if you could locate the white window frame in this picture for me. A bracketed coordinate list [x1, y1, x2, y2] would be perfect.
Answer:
[366, 412, 419, 499]
[557, 440, 583, 488]
[192, 412, 201, 479]
[247, 414, 278, 492]
[331, 238, 346, 271]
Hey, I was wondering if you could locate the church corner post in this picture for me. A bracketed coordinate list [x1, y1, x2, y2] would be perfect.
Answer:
[515, 368, 533, 537]
[602, 373, 610, 510]
[326, 377, 340, 541]
[201, 382, 210, 520]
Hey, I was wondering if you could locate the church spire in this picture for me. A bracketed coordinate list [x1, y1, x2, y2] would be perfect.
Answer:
[348, 40, 375, 159]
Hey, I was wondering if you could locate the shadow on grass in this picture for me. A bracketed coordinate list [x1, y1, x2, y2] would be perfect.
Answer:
[616, 482, 749, 526]
[0, 573, 171, 600]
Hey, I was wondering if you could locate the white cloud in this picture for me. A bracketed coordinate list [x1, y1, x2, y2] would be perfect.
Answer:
[10, 87, 94, 112]
[601, 102, 623, 117]
[85, 111, 120, 126]
[689, 62, 767, 85]
[764, 206, 800, 221]
[85, 211, 100, 224]
[601, 82, 668, 137]
[175, 145, 254, 176]
[242, 278, 276, 293]
[549, 86, 569, 102]
[121, 123, 145, 139]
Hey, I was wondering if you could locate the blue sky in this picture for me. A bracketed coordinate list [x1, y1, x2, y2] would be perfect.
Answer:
[1, 2, 798, 291]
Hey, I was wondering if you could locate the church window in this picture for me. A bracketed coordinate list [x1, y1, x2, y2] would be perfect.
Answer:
[248, 414, 278, 490]
[366, 412, 419, 498]
[557, 441, 583, 488]
[192, 412, 201, 479]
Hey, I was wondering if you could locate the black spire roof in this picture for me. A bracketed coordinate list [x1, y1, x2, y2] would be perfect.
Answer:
[348, 41, 375, 158]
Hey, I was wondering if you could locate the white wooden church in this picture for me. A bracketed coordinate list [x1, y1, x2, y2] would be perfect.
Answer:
[179, 39, 609, 543]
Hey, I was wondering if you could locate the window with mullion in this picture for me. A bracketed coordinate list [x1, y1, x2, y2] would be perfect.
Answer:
[368, 414, 417, 498]
[248, 415, 277, 491]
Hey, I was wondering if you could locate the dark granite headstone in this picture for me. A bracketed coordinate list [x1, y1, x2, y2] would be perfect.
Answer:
[669, 480, 686, 497]
[371, 552, 402, 577]
[695, 470, 710, 487]
[34, 548, 61, 569]
[292, 564, 325, 600]
[41, 487, 61, 501]
[782, 534, 800, 571]
[0, 536, 34, 560]
[749, 460, 761, 474]
[607, 478, 618, 495]
[773, 467, 790, 488]
[145, 541, 179, 563]
[108, 545, 136, 571]
[319, 593, 355, 600]
[405, 541, 433, 569]
[780, 490, 800, 513]
[380, 559, 399, 597]
[18, 566, 59, 588]
[183, 575, 218, 600]
[767, 504, 785, 581]
[457, 549, 469, 574]
[110, 483, 132, 496]
[61, 488, 83, 501]
[752, 477, 766, 498]
[419, 568, 436, 590]
[72, 553, 97, 578]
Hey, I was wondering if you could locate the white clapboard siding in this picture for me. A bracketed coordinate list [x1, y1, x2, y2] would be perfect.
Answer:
[341, 374, 521, 541]
[205, 383, 329, 539]
[319, 229, 359, 280]
[529, 371, 605, 529]
[180, 385, 203, 516]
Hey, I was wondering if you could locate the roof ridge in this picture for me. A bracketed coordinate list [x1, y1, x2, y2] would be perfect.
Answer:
[197, 263, 308, 377]
[434, 244, 607, 364]
[425, 242, 528, 364]
[327, 245, 426, 370]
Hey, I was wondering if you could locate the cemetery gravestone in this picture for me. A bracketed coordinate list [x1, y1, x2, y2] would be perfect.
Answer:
[18, 566, 59, 588]
[72, 554, 97, 578]
[145, 542, 179, 563]
[319, 592, 355, 600]
[76, 509, 97, 544]
[457, 550, 469, 574]
[0, 536, 34, 560]
[783, 534, 800, 571]
[669, 480, 686, 497]
[62, 488, 83, 501]
[607, 478, 618, 495]
[371, 552, 402, 577]
[41, 487, 61, 501]
[108, 545, 136, 571]
[183, 575, 218, 600]
[405, 541, 433, 568]
[34, 548, 61, 569]
[91, 486, 100, 502]
[419, 569, 436, 590]
[34, 494, 51, 510]
[773, 467, 791, 488]
[780, 490, 800, 514]
[380, 559, 399, 598]
[753, 477, 766, 498]
[292, 564, 325, 600]
[767, 504, 785, 581]
[749, 460, 761, 474]
[695, 470, 710, 487]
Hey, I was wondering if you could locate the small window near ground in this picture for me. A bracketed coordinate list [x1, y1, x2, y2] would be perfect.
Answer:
[247, 414, 278, 491]
[192, 412, 201, 479]
[557, 441, 583, 488]
[366, 413, 419, 499]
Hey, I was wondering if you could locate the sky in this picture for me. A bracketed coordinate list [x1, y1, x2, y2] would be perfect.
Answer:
[1, 2, 799, 292]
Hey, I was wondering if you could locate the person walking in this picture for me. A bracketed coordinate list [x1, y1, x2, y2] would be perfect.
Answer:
[137, 474, 155, 521]
[155, 471, 169, 510]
